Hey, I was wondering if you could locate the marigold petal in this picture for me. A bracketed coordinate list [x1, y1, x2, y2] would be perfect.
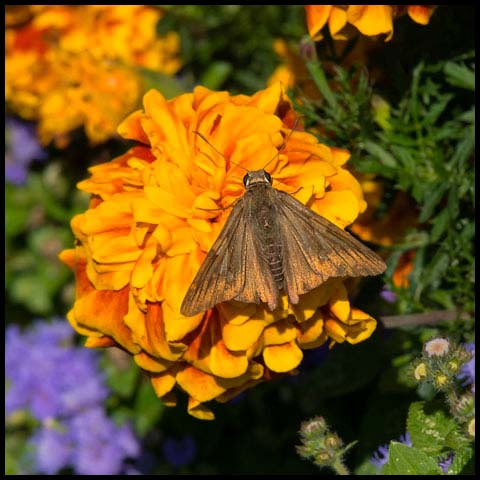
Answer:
[407, 6, 435, 25]
[177, 366, 226, 402]
[305, 5, 333, 40]
[222, 317, 266, 351]
[347, 5, 394, 38]
[84, 336, 117, 348]
[328, 6, 348, 37]
[263, 341, 303, 373]
[117, 109, 150, 144]
[329, 282, 351, 322]
[187, 397, 215, 421]
[297, 311, 325, 346]
[263, 318, 298, 346]
[150, 370, 177, 397]
[313, 190, 360, 229]
[209, 339, 249, 379]
[134, 351, 174, 373]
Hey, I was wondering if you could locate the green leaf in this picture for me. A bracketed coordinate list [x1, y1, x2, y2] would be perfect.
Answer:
[363, 140, 397, 168]
[103, 357, 140, 398]
[418, 182, 448, 223]
[444, 61, 475, 91]
[429, 209, 450, 243]
[382, 443, 441, 475]
[133, 379, 165, 436]
[406, 401, 459, 455]
[200, 61, 232, 90]
[305, 61, 340, 113]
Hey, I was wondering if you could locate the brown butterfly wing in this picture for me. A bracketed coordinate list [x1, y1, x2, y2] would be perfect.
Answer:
[180, 198, 278, 317]
[274, 189, 386, 304]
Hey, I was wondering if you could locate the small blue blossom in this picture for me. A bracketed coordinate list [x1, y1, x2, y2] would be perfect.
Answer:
[6, 319, 108, 420]
[162, 435, 197, 468]
[380, 286, 397, 303]
[370, 432, 412, 469]
[438, 452, 454, 474]
[6, 319, 140, 475]
[458, 343, 475, 392]
[5, 117, 47, 185]
[371, 444, 389, 469]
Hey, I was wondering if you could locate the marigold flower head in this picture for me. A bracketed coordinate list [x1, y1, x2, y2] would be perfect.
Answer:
[424, 337, 450, 357]
[305, 5, 437, 42]
[5, 5, 181, 147]
[59, 83, 380, 419]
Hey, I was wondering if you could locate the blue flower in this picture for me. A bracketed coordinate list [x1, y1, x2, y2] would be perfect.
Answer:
[162, 435, 197, 468]
[6, 319, 108, 420]
[458, 343, 475, 392]
[438, 452, 454, 474]
[5, 117, 47, 185]
[68, 408, 140, 475]
[380, 286, 397, 303]
[370, 432, 412, 469]
[6, 319, 140, 475]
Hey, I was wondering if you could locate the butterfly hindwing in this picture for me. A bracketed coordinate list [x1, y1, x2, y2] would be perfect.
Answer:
[275, 189, 386, 303]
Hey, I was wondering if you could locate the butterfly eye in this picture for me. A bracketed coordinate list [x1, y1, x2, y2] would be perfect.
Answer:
[264, 171, 272, 184]
[243, 173, 250, 186]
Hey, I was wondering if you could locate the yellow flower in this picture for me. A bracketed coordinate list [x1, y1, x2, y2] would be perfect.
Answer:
[5, 5, 181, 147]
[414, 362, 427, 380]
[59, 83, 380, 419]
[305, 5, 436, 42]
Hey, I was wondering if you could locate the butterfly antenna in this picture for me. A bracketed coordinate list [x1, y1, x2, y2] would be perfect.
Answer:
[263, 116, 302, 171]
[193, 131, 248, 172]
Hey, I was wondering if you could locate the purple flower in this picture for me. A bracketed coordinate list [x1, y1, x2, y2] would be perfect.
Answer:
[68, 408, 140, 475]
[32, 425, 73, 475]
[380, 286, 397, 303]
[6, 319, 140, 475]
[458, 343, 475, 392]
[162, 435, 197, 468]
[371, 432, 412, 469]
[371, 444, 389, 468]
[438, 452, 454, 473]
[6, 319, 108, 420]
[5, 117, 47, 185]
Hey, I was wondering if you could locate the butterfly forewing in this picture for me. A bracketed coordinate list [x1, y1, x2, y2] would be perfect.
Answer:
[180, 197, 278, 316]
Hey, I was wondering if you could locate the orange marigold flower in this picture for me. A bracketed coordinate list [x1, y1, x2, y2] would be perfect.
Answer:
[392, 250, 416, 289]
[59, 83, 380, 420]
[305, 5, 436, 42]
[5, 5, 181, 147]
[350, 174, 418, 247]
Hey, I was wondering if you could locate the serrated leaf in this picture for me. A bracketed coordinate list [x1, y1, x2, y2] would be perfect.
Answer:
[444, 62, 475, 91]
[363, 140, 397, 167]
[429, 208, 450, 242]
[406, 401, 459, 455]
[382, 443, 441, 475]
[418, 183, 448, 222]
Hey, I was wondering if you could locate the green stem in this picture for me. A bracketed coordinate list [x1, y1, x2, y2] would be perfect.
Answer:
[332, 460, 350, 475]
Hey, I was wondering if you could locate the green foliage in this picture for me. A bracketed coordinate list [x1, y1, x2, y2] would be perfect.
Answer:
[300, 53, 475, 317]
[382, 442, 441, 475]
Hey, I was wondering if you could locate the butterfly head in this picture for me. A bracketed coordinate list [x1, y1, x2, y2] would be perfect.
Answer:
[243, 170, 272, 189]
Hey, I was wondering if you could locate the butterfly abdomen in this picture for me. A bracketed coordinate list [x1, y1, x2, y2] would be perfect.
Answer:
[255, 193, 284, 292]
